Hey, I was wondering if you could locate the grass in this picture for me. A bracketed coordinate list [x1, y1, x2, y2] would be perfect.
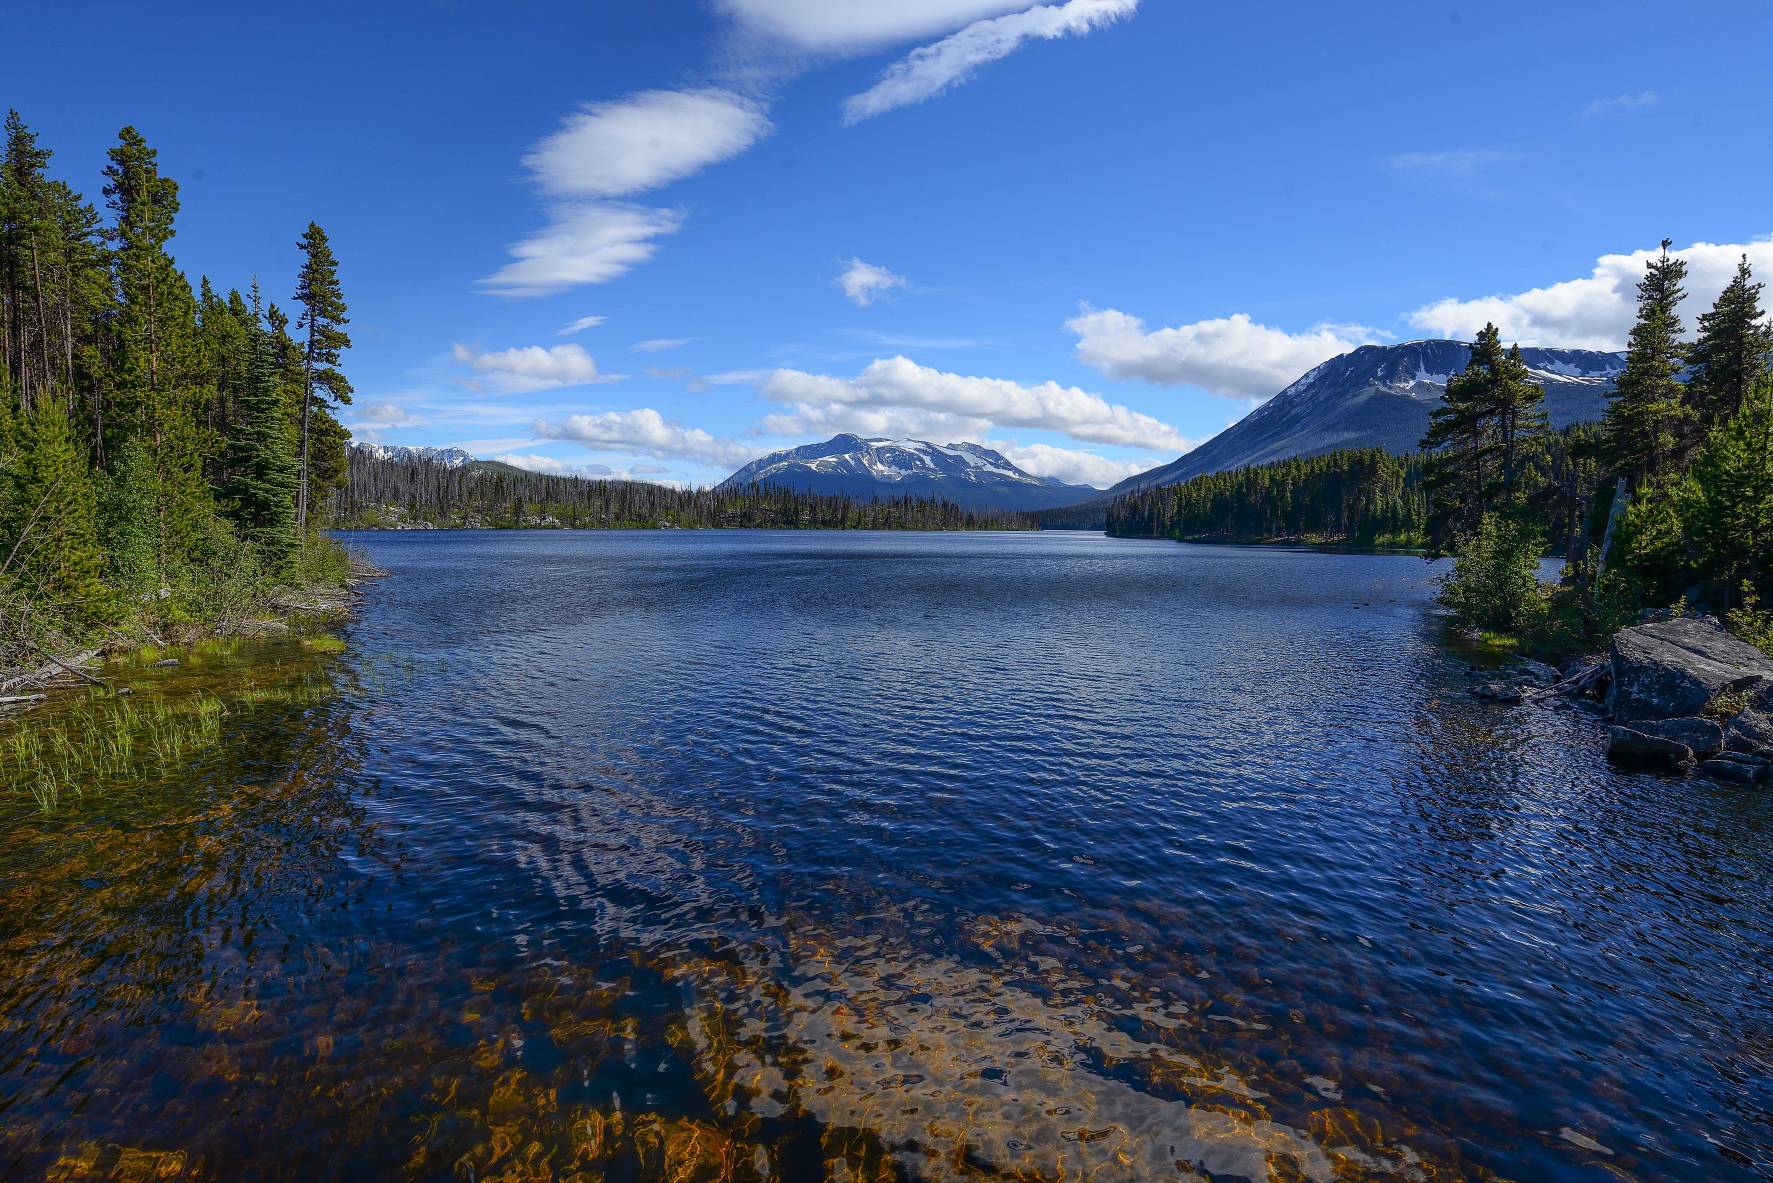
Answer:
[4, 667, 339, 812]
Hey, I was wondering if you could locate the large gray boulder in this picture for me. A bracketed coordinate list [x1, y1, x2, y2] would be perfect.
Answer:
[1724, 682, 1773, 754]
[1607, 726, 1697, 771]
[1609, 617, 1773, 723]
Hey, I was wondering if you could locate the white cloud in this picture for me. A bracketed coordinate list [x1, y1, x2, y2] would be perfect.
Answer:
[557, 315, 607, 336]
[988, 440, 1162, 488]
[1067, 309, 1385, 399]
[838, 258, 908, 306]
[361, 402, 425, 427]
[633, 337, 699, 353]
[493, 453, 680, 484]
[716, 0, 1031, 52]
[1382, 148, 1515, 175]
[1582, 90, 1660, 120]
[533, 408, 759, 467]
[480, 203, 684, 299]
[483, 89, 768, 299]
[1407, 235, 1773, 350]
[452, 342, 617, 393]
[842, 0, 1137, 124]
[759, 402, 993, 443]
[757, 356, 1191, 449]
[526, 89, 771, 200]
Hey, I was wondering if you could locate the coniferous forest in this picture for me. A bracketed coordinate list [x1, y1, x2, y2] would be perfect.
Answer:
[0, 112, 355, 671]
[332, 450, 1037, 532]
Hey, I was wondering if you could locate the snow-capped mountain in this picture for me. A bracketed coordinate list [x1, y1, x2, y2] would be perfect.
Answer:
[1111, 339, 1626, 494]
[719, 435, 1098, 511]
[351, 443, 476, 468]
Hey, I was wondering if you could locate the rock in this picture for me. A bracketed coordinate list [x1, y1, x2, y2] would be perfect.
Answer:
[151, 658, 179, 668]
[1724, 682, 1773, 756]
[1609, 616, 1773, 722]
[1607, 726, 1696, 772]
[1632, 716, 1725, 760]
[1697, 755, 1770, 785]
[1471, 683, 1525, 703]
[1511, 659, 1561, 685]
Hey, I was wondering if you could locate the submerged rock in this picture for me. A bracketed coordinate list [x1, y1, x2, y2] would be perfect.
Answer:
[1698, 754, 1771, 785]
[1609, 617, 1773, 723]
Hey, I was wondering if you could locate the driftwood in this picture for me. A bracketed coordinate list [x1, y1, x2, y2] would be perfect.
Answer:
[1528, 660, 1610, 702]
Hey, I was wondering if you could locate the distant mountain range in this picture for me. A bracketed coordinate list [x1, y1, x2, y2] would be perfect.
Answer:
[718, 434, 1097, 511]
[1111, 340, 1626, 494]
[352, 444, 475, 468]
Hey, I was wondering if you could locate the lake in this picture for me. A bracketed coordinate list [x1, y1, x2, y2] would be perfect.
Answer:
[2, 530, 1770, 1181]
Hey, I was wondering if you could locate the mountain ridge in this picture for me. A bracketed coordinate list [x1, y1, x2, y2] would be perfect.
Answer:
[719, 434, 1097, 511]
[1111, 339, 1625, 494]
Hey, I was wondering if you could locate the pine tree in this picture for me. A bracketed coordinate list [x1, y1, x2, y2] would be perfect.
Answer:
[1689, 254, 1772, 428]
[292, 222, 351, 530]
[1421, 324, 1547, 551]
[218, 289, 299, 565]
[103, 126, 209, 585]
[1, 400, 110, 623]
[1603, 240, 1691, 484]
[1684, 374, 1773, 597]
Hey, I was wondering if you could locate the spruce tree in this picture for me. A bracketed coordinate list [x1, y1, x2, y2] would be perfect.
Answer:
[1689, 255, 1772, 428]
[219, 289, 299, 566]
[292, 222, 351, 530]
[1421, 324, 1546, 551]
[2, 400, 110, 623]
[1684, 374, 1773, 596]
[1603, 240, 1691, 484]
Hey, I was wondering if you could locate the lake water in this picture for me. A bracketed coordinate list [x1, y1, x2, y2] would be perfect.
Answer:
[3, 530, 1770, 1182]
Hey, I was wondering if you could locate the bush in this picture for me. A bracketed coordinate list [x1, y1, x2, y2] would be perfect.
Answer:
[1439, 512, 1548, 637]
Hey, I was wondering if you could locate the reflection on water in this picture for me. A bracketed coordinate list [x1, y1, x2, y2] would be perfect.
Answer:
[3, 531, 1771, 1181]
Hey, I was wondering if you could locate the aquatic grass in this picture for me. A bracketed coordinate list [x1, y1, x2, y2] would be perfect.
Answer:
[4, 690, 232, 811]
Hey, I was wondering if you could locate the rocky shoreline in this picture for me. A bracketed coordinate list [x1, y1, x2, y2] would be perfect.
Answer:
[1468, 616, 1773, 785]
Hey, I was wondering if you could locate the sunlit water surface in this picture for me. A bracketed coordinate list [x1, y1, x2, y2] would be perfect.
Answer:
[3, 531, 1770, 1182]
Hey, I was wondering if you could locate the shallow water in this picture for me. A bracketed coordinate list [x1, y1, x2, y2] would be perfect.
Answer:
[2, 530, 1770, 1182]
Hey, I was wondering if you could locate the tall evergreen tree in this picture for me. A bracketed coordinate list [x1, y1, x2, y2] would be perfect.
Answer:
[292, 222, 351, 530]
[103, 126, 208, 583]
[1420, 324, 1547, 551]
[1603, 240, 1691, 484]
[218, 289, 299, 565]
[1683, 374, 1773, 597]
[1689, 254, 1772, 428]
[1, 400, 109, 623]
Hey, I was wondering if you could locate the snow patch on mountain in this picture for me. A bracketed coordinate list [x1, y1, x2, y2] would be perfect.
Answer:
[352, 444, 476, 468]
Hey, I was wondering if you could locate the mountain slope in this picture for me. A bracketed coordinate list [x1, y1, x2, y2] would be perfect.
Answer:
[1111, 340, 1624, 494]
[719, 434, 1097, 511]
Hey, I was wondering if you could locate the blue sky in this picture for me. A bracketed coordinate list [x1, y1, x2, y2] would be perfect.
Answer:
[12, 0, 1773, 487]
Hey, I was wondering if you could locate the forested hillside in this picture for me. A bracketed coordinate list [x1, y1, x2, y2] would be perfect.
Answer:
[0, 111, 354, 672]
[330, 449, 1038, 531]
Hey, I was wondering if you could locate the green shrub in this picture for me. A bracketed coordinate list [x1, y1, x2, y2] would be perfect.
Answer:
[1439, 512, 1548, 637]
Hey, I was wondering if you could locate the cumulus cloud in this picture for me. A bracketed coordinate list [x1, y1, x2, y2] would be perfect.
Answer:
[838, 258, 908, 306]
[452, 342, 617, 393]
[1067, 309, 1385, 399]
[988, 440, 1162, 488]
[757, 356, 1190, 449]
[557, 315, 607, 336]
[716, 0, 1031, 52]
[633, 337, 699, 353]
[842, 0, 1137, 124]
[759, 402, 992, 443]
[1582, 90, 1660, 120]
[526, 89, 771, 200]
[1407, 235, 1773, 350]
[533, 408, 759, 467]
[480, 203, 684, 299]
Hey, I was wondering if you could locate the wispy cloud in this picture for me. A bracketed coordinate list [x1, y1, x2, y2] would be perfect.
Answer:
[482, 89, 769, 298]
[1382, 148, 1516, 176]
[715, 0, 1032, 52]
[632, 337, 699, 353]
[988, 439, 1164, 488]
[838, 258, 908, 306]
[1581, 90, 1660, 121]
[842, 0, 1138, 124]
[557, 315, 607, 337]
